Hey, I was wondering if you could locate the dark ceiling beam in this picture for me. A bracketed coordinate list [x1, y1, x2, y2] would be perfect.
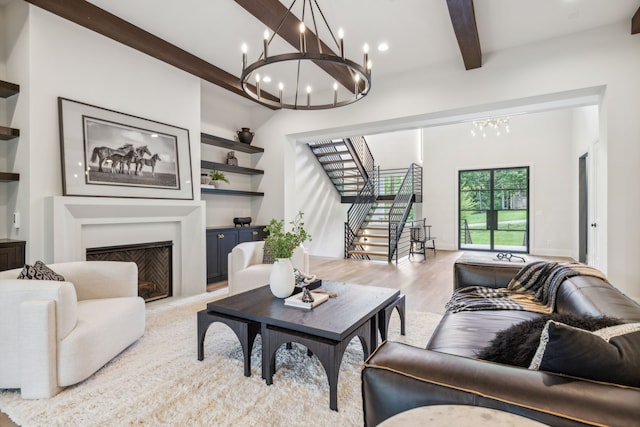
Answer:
[633, 6, 640, 34]
[234, 0, 359, 94]
[24, 0, 279, 109]
[446, 0, 482, 70]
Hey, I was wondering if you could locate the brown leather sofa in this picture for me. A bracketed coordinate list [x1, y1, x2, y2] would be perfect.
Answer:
[362, 258, 640, 426]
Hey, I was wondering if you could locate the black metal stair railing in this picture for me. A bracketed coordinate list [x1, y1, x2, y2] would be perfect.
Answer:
[344, 167, 379, 259]
[387, 163, 422, 262]
[345, 136, 374, 182]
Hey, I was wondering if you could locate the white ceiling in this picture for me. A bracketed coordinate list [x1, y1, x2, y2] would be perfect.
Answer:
[84, 0, 638, 80]
[7, 0, 630, 107]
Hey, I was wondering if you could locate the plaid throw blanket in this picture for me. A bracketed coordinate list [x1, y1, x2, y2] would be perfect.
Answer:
[445, 261, 609, 314]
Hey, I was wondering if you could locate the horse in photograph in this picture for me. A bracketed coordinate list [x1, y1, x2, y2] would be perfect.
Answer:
[90, 143, 133, 172]
[107, 145, 152, 175]
[108, 150, 139, 174]
[129, 145, 152, 175]
[136, 153, 161, 177]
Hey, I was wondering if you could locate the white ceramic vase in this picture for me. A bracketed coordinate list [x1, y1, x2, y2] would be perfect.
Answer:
[269, 258, 295, 298]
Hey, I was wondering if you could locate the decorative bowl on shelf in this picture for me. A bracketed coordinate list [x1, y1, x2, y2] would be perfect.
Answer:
[237, 128, 254, 144]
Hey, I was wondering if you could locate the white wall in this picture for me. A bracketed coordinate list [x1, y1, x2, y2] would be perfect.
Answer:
[6, 4, 202, 265]
[366, 129, 422, 169]
[295, 141, 346, 257]
[252, 22, 640, 298]
[422, 109, 575, 256]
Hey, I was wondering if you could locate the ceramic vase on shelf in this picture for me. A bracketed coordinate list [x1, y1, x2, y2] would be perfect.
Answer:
[269, 258, 295, 298]
[237, 127, 254, 144]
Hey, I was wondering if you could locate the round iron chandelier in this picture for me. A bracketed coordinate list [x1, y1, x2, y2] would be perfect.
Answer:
[240, 0, 372, 110]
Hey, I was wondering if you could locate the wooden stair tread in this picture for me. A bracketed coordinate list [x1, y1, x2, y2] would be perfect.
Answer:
[351, 241, 389, 247]
[347, 250, 388, 256]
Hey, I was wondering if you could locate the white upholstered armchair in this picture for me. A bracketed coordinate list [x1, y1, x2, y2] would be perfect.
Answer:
[0, 261, 145, 399]
[227, 241, 309, 295]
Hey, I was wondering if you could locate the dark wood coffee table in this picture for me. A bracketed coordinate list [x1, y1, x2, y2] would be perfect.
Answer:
[197, 281, 399, 411]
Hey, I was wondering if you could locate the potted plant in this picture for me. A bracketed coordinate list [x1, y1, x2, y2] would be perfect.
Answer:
[209, 170, 229, 188]
[263, 211, 311, 298]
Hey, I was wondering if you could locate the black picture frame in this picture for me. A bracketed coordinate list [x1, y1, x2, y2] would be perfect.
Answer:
[58, 97, 193, 200]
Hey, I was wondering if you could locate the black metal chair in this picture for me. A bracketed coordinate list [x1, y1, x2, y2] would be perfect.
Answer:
[409, 218, 436, 260]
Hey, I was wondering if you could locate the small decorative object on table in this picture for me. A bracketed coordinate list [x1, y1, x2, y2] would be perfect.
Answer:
[236, 127, 254, 144]
[226, 151, 238, 166]
[496, 252, 526, 262]
[301, 287, 315, 303]
[200, 173, 210, 185]
[233, 217, 252, 227]
[293, 268, 321, 294]
[284, 290, 329, 310]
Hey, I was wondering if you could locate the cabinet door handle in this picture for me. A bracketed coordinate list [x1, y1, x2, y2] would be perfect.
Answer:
[218, 234, 224, 239]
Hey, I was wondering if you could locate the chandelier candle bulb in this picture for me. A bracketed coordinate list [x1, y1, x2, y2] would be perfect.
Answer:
[256, 74, 261, 99]
[363, 44, 369, 68]
[306, 85, 311, 107]
[263, 30, 269, 59]
[241, 43, 247, 71]
[300, 22, 306, 53]
[333, 82, 338, 106]
[278, 82, 284, 105]
[338, 28, 345, 59]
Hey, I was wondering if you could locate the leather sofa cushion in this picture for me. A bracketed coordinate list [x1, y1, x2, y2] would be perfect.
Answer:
[477, 314, 623, 367]
[529, 321, 640, 387]
[426, 310, 541, 358]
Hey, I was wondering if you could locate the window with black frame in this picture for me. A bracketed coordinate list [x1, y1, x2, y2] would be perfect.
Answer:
[459, 167, 529, 253]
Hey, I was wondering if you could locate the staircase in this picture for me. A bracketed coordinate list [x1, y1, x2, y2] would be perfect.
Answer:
[308, 137, 373, 203]
[309, 136, 422, 262]
[348, 200, 405, 260]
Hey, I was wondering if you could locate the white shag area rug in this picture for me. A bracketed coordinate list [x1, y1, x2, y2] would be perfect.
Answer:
[0, 289, 441, 427]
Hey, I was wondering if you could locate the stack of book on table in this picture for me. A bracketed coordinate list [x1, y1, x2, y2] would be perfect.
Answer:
[284, 290, 329, 310]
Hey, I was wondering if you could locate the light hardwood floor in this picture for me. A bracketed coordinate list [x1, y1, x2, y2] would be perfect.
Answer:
[207, 250, 462, 314]
[0, 249, 550, 426]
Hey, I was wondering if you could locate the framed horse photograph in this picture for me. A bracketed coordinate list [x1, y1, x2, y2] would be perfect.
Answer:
[58, 97, 193, 200]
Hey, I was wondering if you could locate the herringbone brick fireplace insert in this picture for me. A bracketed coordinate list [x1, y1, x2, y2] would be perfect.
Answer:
[86, 241, 173, 302]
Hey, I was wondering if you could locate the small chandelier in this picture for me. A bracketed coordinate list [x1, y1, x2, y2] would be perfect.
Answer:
[470, 117, 510, 138]
[240, 0, 372, 110]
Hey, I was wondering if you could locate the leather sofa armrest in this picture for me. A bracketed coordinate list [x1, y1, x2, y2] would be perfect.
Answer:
[362, 341, 640, 427]
[453, 259, 523, 290]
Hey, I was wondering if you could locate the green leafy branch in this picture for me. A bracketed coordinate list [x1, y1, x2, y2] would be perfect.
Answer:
[263, 211, 311, 259]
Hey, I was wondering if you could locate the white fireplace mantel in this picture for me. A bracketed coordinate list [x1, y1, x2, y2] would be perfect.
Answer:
[51, 196, 206, 296]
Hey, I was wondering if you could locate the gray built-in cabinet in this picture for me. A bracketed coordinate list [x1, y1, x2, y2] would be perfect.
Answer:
[206, 225, 267, 283]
